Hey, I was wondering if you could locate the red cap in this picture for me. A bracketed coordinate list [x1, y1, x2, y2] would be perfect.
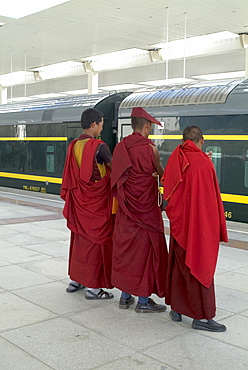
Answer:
[130, 107, 162, 126]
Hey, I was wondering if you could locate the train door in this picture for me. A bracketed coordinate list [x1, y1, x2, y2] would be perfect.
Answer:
[67, 125, 82, 146]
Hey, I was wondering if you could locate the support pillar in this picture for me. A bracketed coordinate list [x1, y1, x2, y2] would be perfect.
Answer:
[245, 47, 248, 79]
[87, 71, 98, 95]
[0, 85, 7, 104]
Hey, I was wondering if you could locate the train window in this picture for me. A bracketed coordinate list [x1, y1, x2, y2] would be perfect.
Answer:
[245, 149, 248, 188]
[121, 124, 132, 139]
[205, 145, 222, 183]
[46, 145, 55, 173]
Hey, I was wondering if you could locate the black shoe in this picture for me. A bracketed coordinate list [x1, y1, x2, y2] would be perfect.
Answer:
[192, 319, 227, 332]
[169, 310, 182, 322]
[119, 295, 135, 309]
[135, 298, 167, 313]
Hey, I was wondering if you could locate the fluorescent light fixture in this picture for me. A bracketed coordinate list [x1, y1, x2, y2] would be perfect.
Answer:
[0, 71, 35, 86]
[100, 83, 143, 91]
[153, 31, 238, 49]
[138, 78, 195, 86]
[0, 0, 70, 19]
[31, 61, 85, 80]
[152, 31, 240, 61]
[192, 71, 245, 80]
[82, 48, 151, 72]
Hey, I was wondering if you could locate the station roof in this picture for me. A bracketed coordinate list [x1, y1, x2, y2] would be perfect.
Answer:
[0, 0, 247, 101]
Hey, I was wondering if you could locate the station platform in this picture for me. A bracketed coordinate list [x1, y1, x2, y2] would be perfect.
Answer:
[0, 187, 248, 369]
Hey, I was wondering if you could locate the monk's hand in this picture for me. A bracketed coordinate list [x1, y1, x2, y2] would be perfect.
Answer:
[207, 151, 213, 160]
[152, 171, 159, 178]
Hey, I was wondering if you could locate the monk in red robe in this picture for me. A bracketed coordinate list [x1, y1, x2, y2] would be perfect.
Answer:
[162, 125, 228, 331]
[61, 108, 114, 300]
[111, 107, 168, 313]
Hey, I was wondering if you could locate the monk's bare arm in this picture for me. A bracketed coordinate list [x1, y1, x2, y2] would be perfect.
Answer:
[150, 144, 164, 178]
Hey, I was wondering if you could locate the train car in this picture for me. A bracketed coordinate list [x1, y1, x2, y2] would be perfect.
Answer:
[118, 79, 248, 223]
[0, 92, 130, 194]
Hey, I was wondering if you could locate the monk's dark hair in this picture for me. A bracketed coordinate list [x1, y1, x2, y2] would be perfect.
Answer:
[131, 116, 149, 130]
[183, 126, 203, 143]
[81, 108, 103, 129]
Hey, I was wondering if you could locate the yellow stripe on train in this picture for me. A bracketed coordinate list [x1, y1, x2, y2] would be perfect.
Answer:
[0, 172, 247, 204]
[1, 135, 248, 141]
[159, 187, 248, 205]
[220, 193, 248, 204]
[0, 172, 62, 184]
[149, 135, 248, 140]
[0, 137, 67, 141]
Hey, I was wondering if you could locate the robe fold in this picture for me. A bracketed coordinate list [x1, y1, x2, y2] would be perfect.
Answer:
[61, 136, 114, 288]
[111, 132, 168, 297]
[162, 140, 228, 319]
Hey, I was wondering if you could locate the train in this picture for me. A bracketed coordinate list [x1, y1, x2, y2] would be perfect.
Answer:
[0, 92, 130, 194]
[0, 79, 248, 223]
[118, 79, 248, 223]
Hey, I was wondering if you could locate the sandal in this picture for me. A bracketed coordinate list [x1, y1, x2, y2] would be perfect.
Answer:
[66, 282, 85, 293]
[85, 289, 114, 300]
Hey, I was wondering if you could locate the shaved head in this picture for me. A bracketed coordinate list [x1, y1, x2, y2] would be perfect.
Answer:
[183, 126, 203, 144]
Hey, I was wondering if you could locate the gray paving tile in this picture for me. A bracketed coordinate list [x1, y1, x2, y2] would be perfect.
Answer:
[215, 267, 226, 275]
[197, 314, 248, 351]
[0, 225, 21, 235]
[29, 228, 69, 242]
[3, 222, 48, 233]
[1, 233, 53, 247]
[240, 309, 248, 317]
[0, 337, 52, 370]
[0, 260, 11, 267]
[215, 271, 248, 294]
[2, 317, 133, 370]
[31, 219, 67, 230]
[96, 352, 176, 370]
[18, 258, 68, 280]
[0, 265, 53, 290]
[0, 210, 22, 219]
[233, 265, 248, 276]
[23, 241, 69, 258]
[216, 255, 248, 271]
[69, 304, 191, 351]
[0, 292, 57, 331]
[0, 245, 52, 264]
[0, 239, 16, 248]
[219, 245, 248, 261]
[212, 308, 234, 321]
[14, 281, 89, 315]
[143, 332, 248, 370]
[215, 285, 248, 313]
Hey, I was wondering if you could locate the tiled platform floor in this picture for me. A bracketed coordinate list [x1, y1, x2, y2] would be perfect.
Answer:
[0, 188, 248, 369]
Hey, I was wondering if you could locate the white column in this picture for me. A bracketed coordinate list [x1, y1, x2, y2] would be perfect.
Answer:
[87, 71, 98, 95]
[245, 48, 248, 79]
[0, 85, 7, 104]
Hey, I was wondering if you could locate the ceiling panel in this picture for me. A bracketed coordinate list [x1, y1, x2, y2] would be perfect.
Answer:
[0, 0, 247, 99]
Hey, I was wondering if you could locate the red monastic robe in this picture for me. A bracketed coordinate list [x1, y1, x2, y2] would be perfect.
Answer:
[61, 136, 114, 288]
[111, 132, 168, 297]
[162, 140, 228, 319]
